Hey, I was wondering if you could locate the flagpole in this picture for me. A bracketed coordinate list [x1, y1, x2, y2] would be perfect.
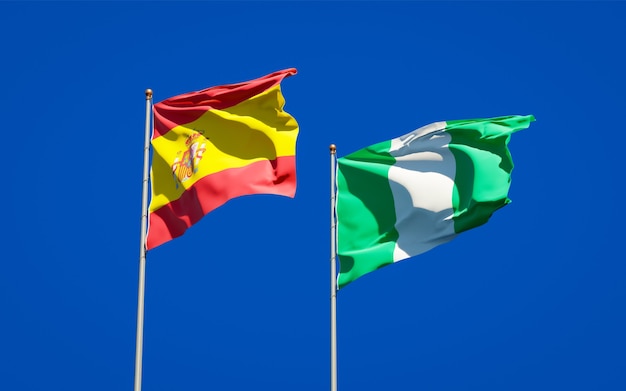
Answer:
[134, 88, 152, 391]
[330, 144, 338, 391]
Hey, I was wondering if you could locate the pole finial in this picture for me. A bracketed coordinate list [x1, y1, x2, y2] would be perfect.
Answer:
[145, 89, 153, 99]
[330, 144, 336, 154]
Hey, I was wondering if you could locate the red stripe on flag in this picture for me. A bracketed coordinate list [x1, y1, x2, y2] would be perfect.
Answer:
[146, 155, 296, 250]
[153, 68, 297, 139]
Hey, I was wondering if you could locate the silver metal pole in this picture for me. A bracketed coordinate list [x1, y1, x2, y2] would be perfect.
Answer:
[134, 88, 152, 391]
[330, 144, 338, 391]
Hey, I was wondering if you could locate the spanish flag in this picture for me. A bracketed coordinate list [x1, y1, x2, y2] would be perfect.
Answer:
[146, 69, 299, 250]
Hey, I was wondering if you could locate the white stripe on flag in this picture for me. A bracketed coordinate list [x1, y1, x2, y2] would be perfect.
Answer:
[388, 122, 456, 262]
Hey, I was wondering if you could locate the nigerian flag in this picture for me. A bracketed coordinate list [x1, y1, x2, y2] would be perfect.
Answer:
[336, 115, 535, 289]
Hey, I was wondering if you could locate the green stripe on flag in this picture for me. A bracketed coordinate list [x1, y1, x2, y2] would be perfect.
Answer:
[336, 140, 397, 288]
[447, 115, 534, 233]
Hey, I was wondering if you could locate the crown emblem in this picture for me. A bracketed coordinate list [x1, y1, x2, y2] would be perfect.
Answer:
[171, 131, 207, 189]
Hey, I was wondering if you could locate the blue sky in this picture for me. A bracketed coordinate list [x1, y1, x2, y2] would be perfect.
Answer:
[1, 2, 625, 390]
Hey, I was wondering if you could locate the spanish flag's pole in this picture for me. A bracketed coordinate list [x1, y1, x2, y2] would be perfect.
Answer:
[134, 88, 153, 391]
[330, 144, 338, 391]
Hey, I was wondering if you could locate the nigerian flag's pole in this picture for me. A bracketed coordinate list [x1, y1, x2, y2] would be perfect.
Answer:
[134, 88, 152, 391]
[330, 144, 338, 391]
